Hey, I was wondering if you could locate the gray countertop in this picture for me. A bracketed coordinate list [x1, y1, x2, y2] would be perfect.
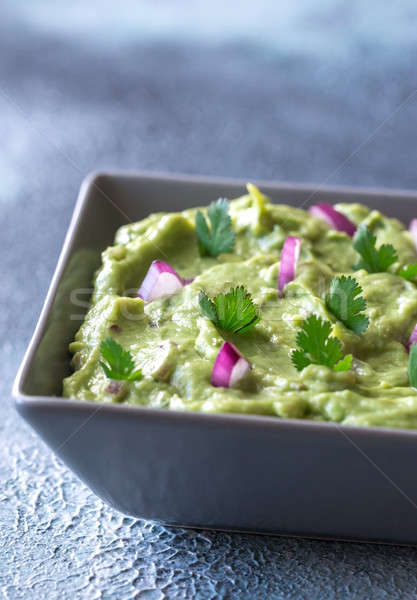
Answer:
[2, 1, 417, 598]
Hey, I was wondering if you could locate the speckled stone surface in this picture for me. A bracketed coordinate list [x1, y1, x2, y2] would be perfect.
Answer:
[3, 2, 417, 598]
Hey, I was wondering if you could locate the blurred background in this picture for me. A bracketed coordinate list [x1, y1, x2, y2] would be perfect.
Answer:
[3, 2, 417, 598]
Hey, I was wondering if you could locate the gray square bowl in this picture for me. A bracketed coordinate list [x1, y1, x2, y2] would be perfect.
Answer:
[13, 171, 417, 544]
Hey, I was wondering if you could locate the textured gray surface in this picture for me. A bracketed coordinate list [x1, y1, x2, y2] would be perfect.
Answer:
[3, 1, 417, 598]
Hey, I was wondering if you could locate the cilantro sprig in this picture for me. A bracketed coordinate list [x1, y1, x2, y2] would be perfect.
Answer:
[408, 343, 417, 390]
[199, 286, 260, 334]
[398, 264, 417, 282]
[195, 199, 235, 258]
[291, 315, 352, 372]
[325, 275, 369, 335]
[100, 337, 143, 381]
[353, 225, 397, 273]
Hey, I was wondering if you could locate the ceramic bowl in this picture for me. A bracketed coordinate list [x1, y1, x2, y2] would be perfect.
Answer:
[13, 171, 417, 544]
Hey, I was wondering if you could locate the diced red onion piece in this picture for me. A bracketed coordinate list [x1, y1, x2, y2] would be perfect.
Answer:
[407, 324, 417, 352]
[211, 342, 251, 388]
[137, 260, 184, 301]
[106, 381, 123, 395]
[409, 219, 417, 250]
[183, 277, 194, 285]
[278, 236, 301, 294]
[309, 203, 356, 237]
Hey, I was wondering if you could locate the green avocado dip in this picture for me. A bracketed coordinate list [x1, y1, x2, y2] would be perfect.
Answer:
[63, 184, 417, 429]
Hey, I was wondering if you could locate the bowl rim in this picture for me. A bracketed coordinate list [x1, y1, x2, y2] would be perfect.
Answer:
[13, 169, 417, 440]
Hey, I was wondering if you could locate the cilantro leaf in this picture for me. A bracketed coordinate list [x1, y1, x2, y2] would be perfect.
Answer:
[100, 337, 143, 381]
[325, 275, 369, 335]
[408, 343, 417, 390]
[291, 349, 311, 371]
[199, 286, 260, 333]
[333, 354, 354, 371]
[291, 315, 352, 372]
[198, 291, 218, 323]
[398, 264, 417, 282]
[195, 199, 235, 257]
[353, 225, 397, 273]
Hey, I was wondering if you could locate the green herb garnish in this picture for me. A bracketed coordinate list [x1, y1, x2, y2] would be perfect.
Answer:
[195, 199, 235, 258]
[199, 286, 260, 333]
[353, 224, 397, 273]
[408, 343, 417, 390]
[100, 337, 143, 381]
[398, 264, 417, 282]
[325, 275, 369, 335]
[291, 315, 352, 372]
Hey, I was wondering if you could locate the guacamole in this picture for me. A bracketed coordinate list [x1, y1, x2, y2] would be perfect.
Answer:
[63, 185, 417, 429]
